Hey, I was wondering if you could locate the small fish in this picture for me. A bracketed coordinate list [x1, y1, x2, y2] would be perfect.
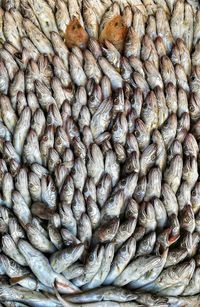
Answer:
[2, 234, 27, 266]
[165, 248, 188, 268]
[96, 174, 112, 207]
[114, 254, 161, 287]
[140, 143, 157, 177]
[82, 243, 114, 290]
[161, 183, 178, 216]
[12, 190, 32, 226]
[25, 223, 56, 254]
[23, 19, 54, 55]
[18, 239, 80, 293]
[112, 218, 136, 250]
[3, 11, 21, 50]
[28, 0, 58, 39]
[129, 249, 168, 289]
[180, 204, 195, 233]
[92, 217, 120, 245]
[0, 285, 60, 307]
[143, 259, 195, 296]
[104, 237, 136, 286]
[138, 202, 156, 233]
[62, 286, 137, 303]
[124, 27, 141, 58]
[73, 245, 104, 287]
[145, 167, 162, 201]
[50, 244, 84, 273]
[164, 155, 183, 193]
[83, 0, 99, 39]
[62, 262, 84, 280]
[136, 231, 156, 257]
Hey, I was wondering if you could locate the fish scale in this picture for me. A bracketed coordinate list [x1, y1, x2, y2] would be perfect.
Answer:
[0, 0, 200, 306]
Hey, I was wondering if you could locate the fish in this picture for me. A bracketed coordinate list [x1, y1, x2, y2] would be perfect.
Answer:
[0, 285, 61, 306]
[61, 286, 137, 303]
[143, 259, 195, 296]
[0, 1, 200, 304]
[114, 254, 161, 287]
[129, 249, 168, 289]
[50, 244, 84, 273]
[18, 239, 80, 294]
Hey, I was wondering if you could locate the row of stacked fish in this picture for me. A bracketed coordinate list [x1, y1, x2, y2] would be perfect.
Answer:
[0, 0, 200, 306]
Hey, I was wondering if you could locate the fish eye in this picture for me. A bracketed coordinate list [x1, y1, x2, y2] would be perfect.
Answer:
[126, 210, 132, 217]
[189, 105, 195, 112]
[143, 103, 148, 109]
[192, 190, 196, 196]
[89, 254, 94, 261]
[42, 136, 48, 142]
[90, 94, 95, 101]
[71, 168, 76, 175]
[184, 217, 190, 223]
[134, 130, 140, 137]
[47, 116, 52, 124]
[190, 76, 195, 81]
[88, 205, 93, 212]
[56, 138, 62, 145]
[121, 179, 126, 186]
[152, 154, 156, 160]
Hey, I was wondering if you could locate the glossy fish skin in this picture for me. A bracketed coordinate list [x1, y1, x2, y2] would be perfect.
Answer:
[114, 254, 161, 287]
[18, 239, 80, 294]
[2, 234, 27, 266]
[82, 243, 114, 290]
[1, 1, 200, 304]
[92, 218, 120, 245]
[25, 223, 56, 254]
[62, 286, 137, 303]
[143, 259, 195, 296]
[183, 266, 200, 295]
[50, 244, 84, 273]
[0, 285, 61, 307]
[136, 231, 156, 257]
[129, 249, 168, 290]
[73, 245, 104, 287]
[112, 218, 136, 251]
[164, 248, 188, 268]
[104, 237, 136, 286]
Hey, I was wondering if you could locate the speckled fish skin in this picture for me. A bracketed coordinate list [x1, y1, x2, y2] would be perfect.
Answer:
[0, 0, 200, 304]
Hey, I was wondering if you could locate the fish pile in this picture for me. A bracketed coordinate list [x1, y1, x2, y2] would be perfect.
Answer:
[0, 0, 200, 306]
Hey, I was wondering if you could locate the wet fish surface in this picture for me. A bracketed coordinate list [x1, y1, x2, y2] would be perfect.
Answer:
[0, 0, 200, 306]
